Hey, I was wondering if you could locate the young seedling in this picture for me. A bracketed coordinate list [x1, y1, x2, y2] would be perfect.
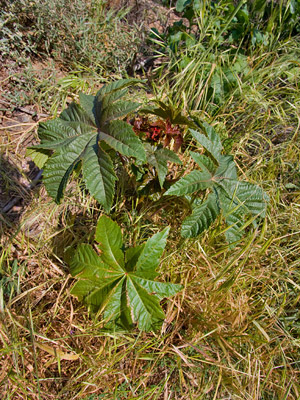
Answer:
[164, 122, 269, 244]
[69, 216, 182, 331]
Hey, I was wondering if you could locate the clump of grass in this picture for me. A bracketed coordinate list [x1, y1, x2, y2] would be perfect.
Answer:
[0, 0, 140, 74]
[0, 0, 141, 114]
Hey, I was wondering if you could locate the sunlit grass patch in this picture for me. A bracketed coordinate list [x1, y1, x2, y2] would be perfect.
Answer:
[1, 1, 300, 399]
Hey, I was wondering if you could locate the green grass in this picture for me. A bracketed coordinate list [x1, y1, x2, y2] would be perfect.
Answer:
[1, 1, 300, 399]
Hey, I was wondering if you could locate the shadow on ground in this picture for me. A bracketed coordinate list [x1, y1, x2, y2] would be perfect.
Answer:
[0, 153, 41, 235]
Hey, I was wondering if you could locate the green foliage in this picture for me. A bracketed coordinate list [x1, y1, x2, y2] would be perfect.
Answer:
[172, 0, 300, 45]
[144, 144, 182, 188]
[29, 79, 146, 212]
[0, 0, 139, 73]
[141, 99, 195, 127]
[164, 123, 269, 243]
[70, 216, 182, 331]
[152, 0, 300, 111]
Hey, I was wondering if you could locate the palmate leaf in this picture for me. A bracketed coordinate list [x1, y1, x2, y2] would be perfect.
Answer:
[70, 216, 182, 332]
[165, 123, 269, 243]
[28, 79, 145, 211]
[217, 180, 269, 218]
[144, 144, 182, 188]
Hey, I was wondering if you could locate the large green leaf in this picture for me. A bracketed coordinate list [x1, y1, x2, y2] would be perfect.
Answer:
[166, 123, 268, 244]
[126, 277, 165, 331]
[60, 102, 95, 126]
[215, 155, 237, 180]
[190, 122, 222, 162]
[125, 244, 145, 272]
[190, 128, 222, 163]
[189, 152, 216, 174]
[95, 216, 124, 269]
[29, 79, 145, 211]
[218, 189, 245, 244]
[37, 119, 94, 149]
[70, 216, 182, 331]
[217, 180, 269, 217]
[99, 101, 140, 125]
[78, 93, 97, 125]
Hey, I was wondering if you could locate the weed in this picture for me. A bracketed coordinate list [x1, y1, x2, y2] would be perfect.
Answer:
[0, 0, 140, 74]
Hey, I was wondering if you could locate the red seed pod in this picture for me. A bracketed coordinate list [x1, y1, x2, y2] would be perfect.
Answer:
[150, 127, 162, 142]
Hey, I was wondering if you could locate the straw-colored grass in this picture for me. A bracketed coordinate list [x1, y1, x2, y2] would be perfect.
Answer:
[1, 3, 300, 399]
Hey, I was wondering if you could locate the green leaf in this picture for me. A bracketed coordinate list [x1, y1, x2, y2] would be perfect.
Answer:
[70, 217, 182, 331]
[70, 244, 120, 278]
[79, 93, 96, 125]
[218, 190, 244, 244]
[145, 144, 182, 188]
[126, 277, 165, 331]
[60, 102, 95, 126]
[100, 120, 146, 161]
[218, 180, 268, 217]
[82, 140, 117, 213]
[37, 119, 94, 149]
[164, 169, 213, 196]
[125, 244, 145, 272]
[181, 193, 220, 238]
[166, 124, 268, 244]
[135, 227, 169, 280]
[100, 101, 140, 125]
[95, 216, 124, 269]
[189, 152, 217, 174]
[190, 123, 223, 162]
[130, 276, 182, 301]
[43, 132, 96, 202]
[176, 0, 192, 12]
[96, 79, 143, 99]
[29, 79, 147, 211]
[215, 155, 237, 180]
[25, 148, 50, 169]
[101, 89, 128, 109]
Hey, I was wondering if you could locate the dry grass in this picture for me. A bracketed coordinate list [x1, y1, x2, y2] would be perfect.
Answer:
[1, 5, 300, 400]
[1, 111, 299, 399]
